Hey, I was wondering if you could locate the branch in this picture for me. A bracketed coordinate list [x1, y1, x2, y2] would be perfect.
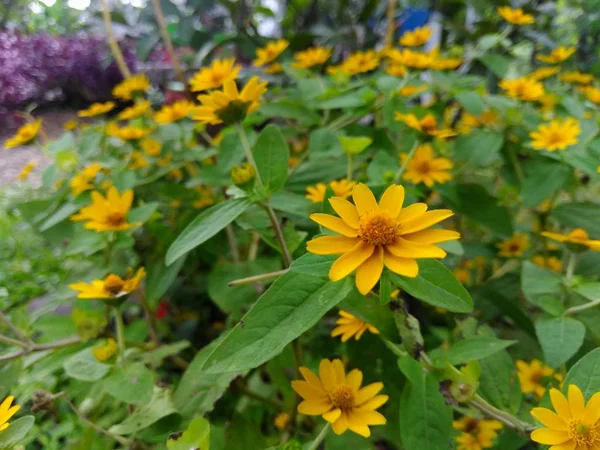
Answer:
[150, 0, 187, 88]
[0, 311, 33, 345]
[99, 0, 132, 79]
[0, 336, 81, 362]
[228, 269, 289, 287]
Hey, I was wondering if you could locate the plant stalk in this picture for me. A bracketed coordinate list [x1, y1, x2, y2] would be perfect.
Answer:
[393, 140, 419, 183]
[151, 0, 187, 88]
[113, 307, 127, 367]
[307, 423, 330, 450]
[99, 0, 131, 79]
[228, 269, 289, 286]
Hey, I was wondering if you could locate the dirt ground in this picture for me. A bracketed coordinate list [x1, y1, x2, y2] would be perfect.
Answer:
[0, 109, 79, 186]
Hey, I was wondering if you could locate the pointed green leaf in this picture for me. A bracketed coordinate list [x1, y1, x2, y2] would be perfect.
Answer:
[253, 125, 290, 193]
[536, 317, 586, 368]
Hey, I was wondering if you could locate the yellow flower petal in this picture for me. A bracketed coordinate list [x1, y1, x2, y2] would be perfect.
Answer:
[354, 382, 384, 405]
[549, 441, 576, 450]
[383, 250, 418, 277]
[400, 209, 454, 234]
[331, 411, 349, 435]
[584, 392, 600, 425]
[346, 411, 371, 437]
[319, 359, 337, 391]
[568, 384, 585, 419]
[531, 407, 567, 430]
[402, 228, 460, 244]
[352, 183, 379, 215]
[323, 408, 342, 423]
[346, 369, 363, 392]
[357, 394, 389, 411]
[329, 242, 375, 282]
[387, 237, 447, 259]
[329, 197, 360, 228]
[355, 247, 384, 295]
[397, 203, 428, 222]
[530, 428, 570, 445]
[298, 400, 332, 415]
[310, 213, 359, 237]
[300, 367, 323, 390]
[549, 389, 572, 420]
[378, 184, 405, 218]
[306, 236, 359, 255]
[291, 380, 327, 401]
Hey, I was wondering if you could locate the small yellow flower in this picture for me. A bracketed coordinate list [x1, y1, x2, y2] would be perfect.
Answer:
[331, 310, 379, 342]
[454, 416, 503, 450]
[458, 110, 499, 134]
[542, 228, 600, 251]
[129, 151, 149, 169]
[118, 100, 152, 120]
[532, 255, 563, 273]
[71, 186, 138, 232]
[308, 183, 459, 294]
[273, 412, 290, 431]
[70, 162, 104, 197]
[399, 85, 427, 96]
[305, 179, 356, 203]
[141, 138, 162, 156]
[231, 162, 255, 185]
[384, 63, 408, 77]
[528, 67, 560, 81]
[430, 57, 462, 71]
[516, 359, 563, 399]
[453, 268, 471, 285]
[530, 385, 600, 450]
[580, 86, 600, 104]
[254, 39, 289, 67]
[265, 63, 284, 74]
[292, 359, 388, 437]
[399, 26, 432, 47]
[18, 161, 37, 181]
[0, 396, 20, 432]
[338, 50, 380, 76]
[292, 47, 331, 69]
[154, 100, 197, 124]
[93, 338, 118, 361]
[401, 144, 453, 187]
[69, 268, 145, 299]
[193, 76, 268, 125]
[386, 48, 433, 69]
[539, 93, 559, 112]
[193, 186, 215, 209]
[530, 118, 581, 151]
[499, 77, 545, 101]
[560, 71, 594, 84]
[158, 153, 172, 167]
[497, 6, 535, 25]
[112, 74, 151, 100]
[537, 46, 576, 64]
[107, 123, 153, 141]
[189, 58, 241, 92]
[4, 120, 43, 149]
[63, 119, 78, 130]
[78, 102, 116, 118]
[497, 233, 529, 258]
[394, 113, 457, 138]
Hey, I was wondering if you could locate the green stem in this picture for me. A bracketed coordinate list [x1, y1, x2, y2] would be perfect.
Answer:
[228, 269, 289, 286]
[0, 334, 27, 348]
[113, 307, 127, 367]
[566, 252, 577, 281]
[564, 298, 600, 316]
[307, 423, 330, 450]
[393, 140, 419, 184]
[236, 123, 263, 186]
[470, 395, 535, 433]
[346, 154, 353, 180]
[264, 203, 294, 267]
[508, 145, 524, 186]
[238, 386, 285, 409]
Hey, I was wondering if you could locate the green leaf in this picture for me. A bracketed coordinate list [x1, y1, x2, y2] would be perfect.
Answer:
[399, 361, 453, 450]
[63, 349, 110, 381]
[128, 202, 159, 223]
[551, 202, 600, 236]
[39, 202, 80, 231]
[442, 337, 517, 365]
[390, 260, 474, 313]
[478, 53, 510, 77]
[145, 255, 186, 307]
[338, 136, 372, 154]
[575, 282, 600, 301]
[561, 95, 585, 118]
[253, 125, 290, 193]
[288, 253, 336, 276]
[454, 131, 504, 166]
[0, 416, 35, 449]
[379, 271, 392, 305]
[259, 102, 320, 125]
[165, 198, 252, 265]
[103, 362, 154, 405]
[478, 350, 522, 414]
[167, 417, 210, 450]
[521, 262, 565, 315]
[139, 341, 190, 366]
[203, 260, 354, 374]
[536, 317, 586, 368]
[564, 348, 600, 399]
[65, 231, 105, 256]
[456, 91, 485, 116]
[338, 288, 397, 340]
[71, 309, 107, 341]
[109, 387, 177, 435]
[523, 160, 571, 207]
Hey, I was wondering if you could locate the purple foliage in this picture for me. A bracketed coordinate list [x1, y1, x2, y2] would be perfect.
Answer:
[0, 31, 137, 117]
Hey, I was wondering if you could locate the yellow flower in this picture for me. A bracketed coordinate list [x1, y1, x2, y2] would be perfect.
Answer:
[530, 118, 581, 152]
[158, 153, 172, 167]
[401, 144, 453, 187]
[93, 338, 118, 361]
[265, 63, 284, 74]
[308, 183, 459, 294]
[154, 100, 197, 124]
[516, 359, 563, 399]
[499, 77, 545, 101]
[497, 6, 535, 25]
[386, 48, 433, 69]
[532, 255, 563, 273]
[430, 57, 462, 71]
[580, 86, 600, 104]
[538, 46, 576, 64]
[291, 359, 388, 437]
[193, 76, 268, 125]
[542, 228, 600, 251]
[539, 94, 559, 112]
[528, 67, 560, 81]
[71, 186, 138, 232]
[231, 162, 255, 185]
[254, 39, 289, 66]
[70, 162, 104, 197]
[338, 50, 380, 76]
[18, 161, 37, 181]
[394, 113, 457, 138]
[274, 412, 290, 431]
[292, 47, 331, 69]
[331, 310, 379, 342]
[107, 123, 153, 141]
[118, 100, 152, 120]
[453, 268, 471, 285]
[141, 138, 162, 156]
[69, 268, 145, 299]
[399, 85, 427, 96]
[189, 58, 241, 92]
[78, 102, 116, 118]
[497, 233, 529, 258]
[399, 26, 431, 47]
[384, 63, 408, 77]
[0, 396, 20, 432]
[193, 186, 215, 209]
[560, 71, 594, 84]
[4, 120, 43, 149]
[169, 168, 184, 181]
[129, 151, 149, 169]
[454, 416, 503, 450]
[63, 120, 78, 130]
[458, 110, 499, 134]
[112, 74, 151, 100]
[530, 385, 600, 450]
[305, 179, 356, 203]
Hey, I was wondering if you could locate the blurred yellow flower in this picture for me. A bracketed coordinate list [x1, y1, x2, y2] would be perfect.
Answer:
[497, 6, 534, 25]
[497, 234, 529, 258]
[458, 110, 499, 134]
[401, 144, 453, 187]
[454, 416, 503, 450]
[386, 48, 432, 69]
[69, 268, 145, 299]
[63, 119, 78, 130]
[394, 113, 457, 138]
[292, 359, 388, 437]
[399, 26, 431, 47]
[339, 50, 380, 75]
[118, 100, 152, 120]
[231, 162, 255, 185]
[253, 39, 289, 67]
[530, 118, 580, 151]
[273, 412, 289, 431]
[532, 255, 563, 273]
[0, 396, 20, 432]
[192, 186, 215, 209]
[194, 76, 268, 125]
[539, 93, 559, 112]
[580, 86, 600, 104]
[399, 85, 427, 96]
[70, 162, 104, 197]
[190, 58, 241, 92]
[141, 138, 162, 156]
[384, 63, 408, 77]
[499, 77, 545, 101]
[537, 46, 576, 64]
[158, 153, 172, 167]
[542, 228, 600, 251]
[4, 120, 43, 149]
[305, 179, 356, 203]
[78, 102, 116, 118]
[292, 47, 331, 69]
[516, 359, 563, 399]
[560, 71, 594, 84]
[129, 151, 149, 169]
[331, 310, 379, 342]
[265, 63, 284, 74]
[453, 268, 471, 285]
[18, 161, 37, 181]
[154, 100, 197, 124]
[528, 67, 560, 81]
[107, 123, 153, 141]
[71, 186, 138, 232]
[308, 183, 458, 294]
[112, 73, 151, 100]
[93, 338, 118, 361]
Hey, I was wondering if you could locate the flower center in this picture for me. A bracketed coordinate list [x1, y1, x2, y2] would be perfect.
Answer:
[107, 212, 126, 227]
[570, 228, 589, 240]
[568, 420, 599, 446]
[548, 131, 566, 145]
[463, 417, 480, 433]
[416, 161, 432, 175]
[421, 116, 437, 132]
[508, 243, 521, 253]
[329, 385, 354, 411]
[104, 275, 125, 296]
[358, 211, 399, 246]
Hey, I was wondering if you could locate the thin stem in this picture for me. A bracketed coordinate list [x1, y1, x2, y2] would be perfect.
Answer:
[0, 334, 27, 348]
[228, 269, 289, 286]
[264, 204, 294, 267]
[0, 311, 32, 344]
[384, 0, 398, 49]
[346, 154, 353, 180]
[247, 231, 260, 261]
[0, 337, 81, 362]
[140, 294, 159, 347]
[238, 386, 285, 409]
[236, 123, 263, 186]
[470, 395, 535, 433]
[566, 252, 577, 281]
[225, 224, 241, 263]
[151, 0, 187, 88]
[393, 140, 419, 184]
[99, 0, 131, 79]
[564, 298, 600, 316]
[508, 145, 525, 186]
[113, 307, 127, 367]
[307, 423, 330, 450]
